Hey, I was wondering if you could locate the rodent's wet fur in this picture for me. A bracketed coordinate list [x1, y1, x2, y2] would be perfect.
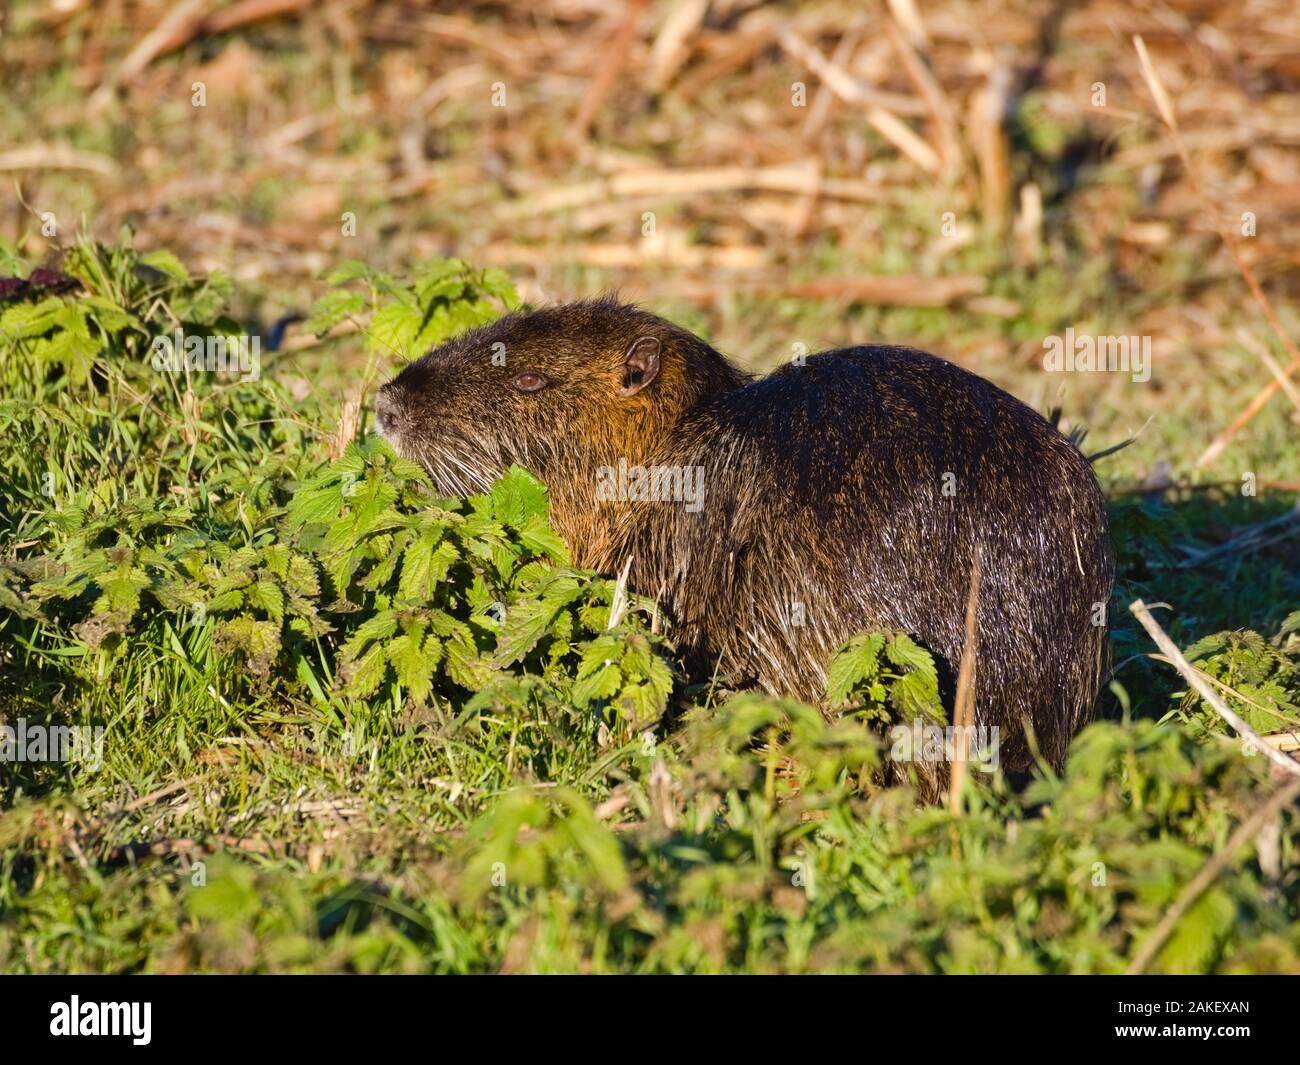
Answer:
[376, 296, 1113, 773]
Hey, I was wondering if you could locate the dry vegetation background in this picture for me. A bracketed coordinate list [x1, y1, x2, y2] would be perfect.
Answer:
[3, 0, 1299, 486]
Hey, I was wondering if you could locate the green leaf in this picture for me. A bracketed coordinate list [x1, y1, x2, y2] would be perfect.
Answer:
[387, 632, 435, 703]
[340, 642, 387, 698]
[825, 632, 885, 705]
[518, 513, 569, 563]
[398, 536, 459, 602]
[490, 466, 551, 527]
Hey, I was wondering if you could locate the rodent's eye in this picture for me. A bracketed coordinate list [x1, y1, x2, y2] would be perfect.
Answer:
[511, 371, 549, 394]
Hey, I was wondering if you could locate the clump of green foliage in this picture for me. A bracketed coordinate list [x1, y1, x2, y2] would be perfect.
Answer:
[1167, 615, 1300, 739]
[304, 257, 518, 361]
[2, 238, 1299, 974]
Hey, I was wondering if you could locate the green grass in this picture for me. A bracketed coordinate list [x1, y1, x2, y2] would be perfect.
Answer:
[1, 237, 1299, 973]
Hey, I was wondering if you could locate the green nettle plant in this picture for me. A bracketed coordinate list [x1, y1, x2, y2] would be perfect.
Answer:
[1167, 615, 1300, 739]
[824, 631, 945, 724]
[1, 237, 1298, 974]
[304, 257, 520, 361]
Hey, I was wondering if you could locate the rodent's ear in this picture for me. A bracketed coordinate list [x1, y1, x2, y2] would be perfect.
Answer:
[618, 336, 661, 397]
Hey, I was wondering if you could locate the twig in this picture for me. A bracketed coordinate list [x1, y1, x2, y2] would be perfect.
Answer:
[1175, 503, 1300, 569]
[642, 274, 986, 308]
[87, 0, 210, 115]
[887, 0, 932, 54]
[1129, 599, 1300, 779]
[109, 777, 200, 817]
[496, 161, 828, 219]
[0, 145, 118, 176]
[204, 0, 315, 37]
[107, 834, 277, 863]
[804, 25, 861, 138]
[885, 18, 962, 174]
[647, 0, 709, 92]
[1126, 774, 1300, 974]
[778, 29, 940, 175]
[568, 0, 651, 145]
[1237, 328, 1300, 416]
[86, 0, 317, 115]
[968, 61, 1013, 232]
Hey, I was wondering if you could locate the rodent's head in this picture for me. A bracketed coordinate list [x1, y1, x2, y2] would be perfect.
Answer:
[374, 297, 746, 497]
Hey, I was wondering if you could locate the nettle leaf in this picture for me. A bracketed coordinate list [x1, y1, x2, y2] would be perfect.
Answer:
[42, 319, 100, 385]
[359, 527, 413, 590]
[139, 249, 191, 283]
[495, 597, 561, 666]
[618, 681, 666, 726]
[346, 476, 401, 537]
[388, 451, 432, 486]
[444, 636, 494, 690]
[342, 610, 399, 658]
[284, 553, 321, 598]
[246, 578, 285, 623]
[0, 295, 71, 339]
[518, 513, 569, 564]
[387, 632, 436, 703]
[495, 574, 585, 665]
[215, 617, 281, 678]
[94, 565, 151, 616]
[479, 267, 521, 309]
[884, 633, 936, 682]
[617, 631, 657, 678]
[368, 300, 425, 359]
[885, 633, 942, 721]
[398, 536, 459, 602]
[1183, 633, 1229, 663]
[204, 589, 245, 614]
[889, 670, 946, 725]
[305, 287, 365, 337]
[322, 260, 374, 286]
[825, 632, 885, 706]
[488, 540, 521, 579]
[340, 642, 387, 698]
[489, 466, 551, 527]
[573, 661, 623, 707]
[1278, 610, 1300, 640]
[547, 607, 575, 645]
[287, 485, 344, 531]
[1152, 887, 1236, 974]
[646, 655, 675, 701]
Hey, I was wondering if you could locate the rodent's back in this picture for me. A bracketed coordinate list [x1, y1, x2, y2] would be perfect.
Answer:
[611, 345, 1113, 770]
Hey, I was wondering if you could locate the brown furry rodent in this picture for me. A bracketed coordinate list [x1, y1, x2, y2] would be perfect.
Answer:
[375, 297, 1113, 772]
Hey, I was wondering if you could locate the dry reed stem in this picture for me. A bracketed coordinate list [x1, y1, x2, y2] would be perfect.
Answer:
[87, 0, 209, 114]
[968, 61, 1012, 233]
[1236, 328, 1300, 417]
[1130, 599, 1300, 780]
[647, 0, 710, 92]
[568, 0, 652, 146]
[885, 18, 962, 174]
[777, 29, 941, 174]
[948, 558, 981, 816]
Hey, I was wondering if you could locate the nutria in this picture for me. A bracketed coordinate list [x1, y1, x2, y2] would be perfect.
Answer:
[374, 297, 1113, 773]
